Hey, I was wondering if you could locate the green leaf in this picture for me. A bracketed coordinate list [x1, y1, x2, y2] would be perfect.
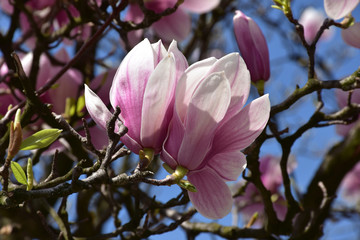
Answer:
[20, 129, 62, 150]
[10, 161, 27, 186]
[26, 158, 34, 191]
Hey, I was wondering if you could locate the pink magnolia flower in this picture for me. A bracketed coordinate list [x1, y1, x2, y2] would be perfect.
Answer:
[335, 89, 360, 136]
[342, 22, 360, 48]
[125, 0, 220, 44]
[298, 7, 333, 44]
[324, 0, 359, 20]
[21, 49, 82, 114]
[233, 155, 296, 225]
[85, 39, 188, 154]
[233, 10, 270, 82]
[161, 53, 271, 219]
[341, 162, 360, 201]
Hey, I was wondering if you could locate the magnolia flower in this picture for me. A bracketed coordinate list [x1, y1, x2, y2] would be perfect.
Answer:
[336, 89, 360, 136]
[85, 39, 188, 155]
[233, 155, 296, 225]
[21, 49, 82, 114]
[125, 0, 220, 44]
[161, 53, 271, 219]
[324, 0, 359, 20]
[341, 162, 360, 201]
[298, 7, 332, 44]
[233, 10, 270, 82]
[342, 22, 360, 48]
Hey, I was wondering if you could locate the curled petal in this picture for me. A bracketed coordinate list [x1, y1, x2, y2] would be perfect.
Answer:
[207, 151, 246, 181]
[233, 10, 270, 82]
[175, 57, 217, 122]
[84, 84, 112, 130]
[178, 72, 231, 170]
[208, 53, 251, 121]
[212, 94, 270, 153]
[168, 40, 189, 79]
[324, 0, 359, 20]
[342, 22, 360, 48]
[187, 168, 233, 219]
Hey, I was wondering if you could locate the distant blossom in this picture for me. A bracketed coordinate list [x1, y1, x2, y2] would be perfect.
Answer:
[124, 0, 220, 45]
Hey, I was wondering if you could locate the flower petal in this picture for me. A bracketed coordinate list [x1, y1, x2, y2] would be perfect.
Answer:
[175, 57, 217, 122]
[342, 22, 360, 48]
[208, 53, 251, 122]
[208, 151, 246, 181]
[324, 0, 359, 20]
[212, 94, 270, 153]
[141, 53, 177, 152]
[152, 8, 191, 42]
[168, 40, 189, 79]
[110, 39, 156, 144]
[180, 0, 220, 13]
[187, 167, 233, 219]
[84, 84, 112, 130]
[177, 72, 231, 170]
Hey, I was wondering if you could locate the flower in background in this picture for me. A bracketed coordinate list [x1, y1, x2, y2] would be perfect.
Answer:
[341, 162, 360, 202]
[20, 49, 82, 115]
[324, 0, 359, 20]
[341, 22, 360, 48]
[233, 155, 297, 225]
[124, 0, 220, 45]
[85, 39, 188, 155]
[233, 10, 270, 83]
[0, 0, 91, 48]
[298, 7, 333, 44]
[335, 89, 360, 136]
[161, 52, 270, 219]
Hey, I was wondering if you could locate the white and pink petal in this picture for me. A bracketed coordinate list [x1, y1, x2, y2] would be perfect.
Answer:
[187, 167, 233, 219]
[177, 72, 231, 170]
[207, 151, 247, 181]
[212, 94, 270, 153]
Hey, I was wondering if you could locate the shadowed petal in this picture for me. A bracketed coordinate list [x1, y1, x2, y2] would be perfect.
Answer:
[188, 167, 233, 219]
[208, 151, 246, 181]
[178, 72, 231, 170]
[212, 94, 270, 153]
[141, 53, 177, 151]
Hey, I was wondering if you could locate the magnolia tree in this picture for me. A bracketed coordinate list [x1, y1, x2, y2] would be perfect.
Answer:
[0, 0, 359, 239]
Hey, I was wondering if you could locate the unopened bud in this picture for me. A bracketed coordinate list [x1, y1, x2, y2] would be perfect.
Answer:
[8, 109, 22, 159]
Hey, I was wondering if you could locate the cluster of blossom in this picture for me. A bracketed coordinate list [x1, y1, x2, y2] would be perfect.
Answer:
[298, 0, 360, 48]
